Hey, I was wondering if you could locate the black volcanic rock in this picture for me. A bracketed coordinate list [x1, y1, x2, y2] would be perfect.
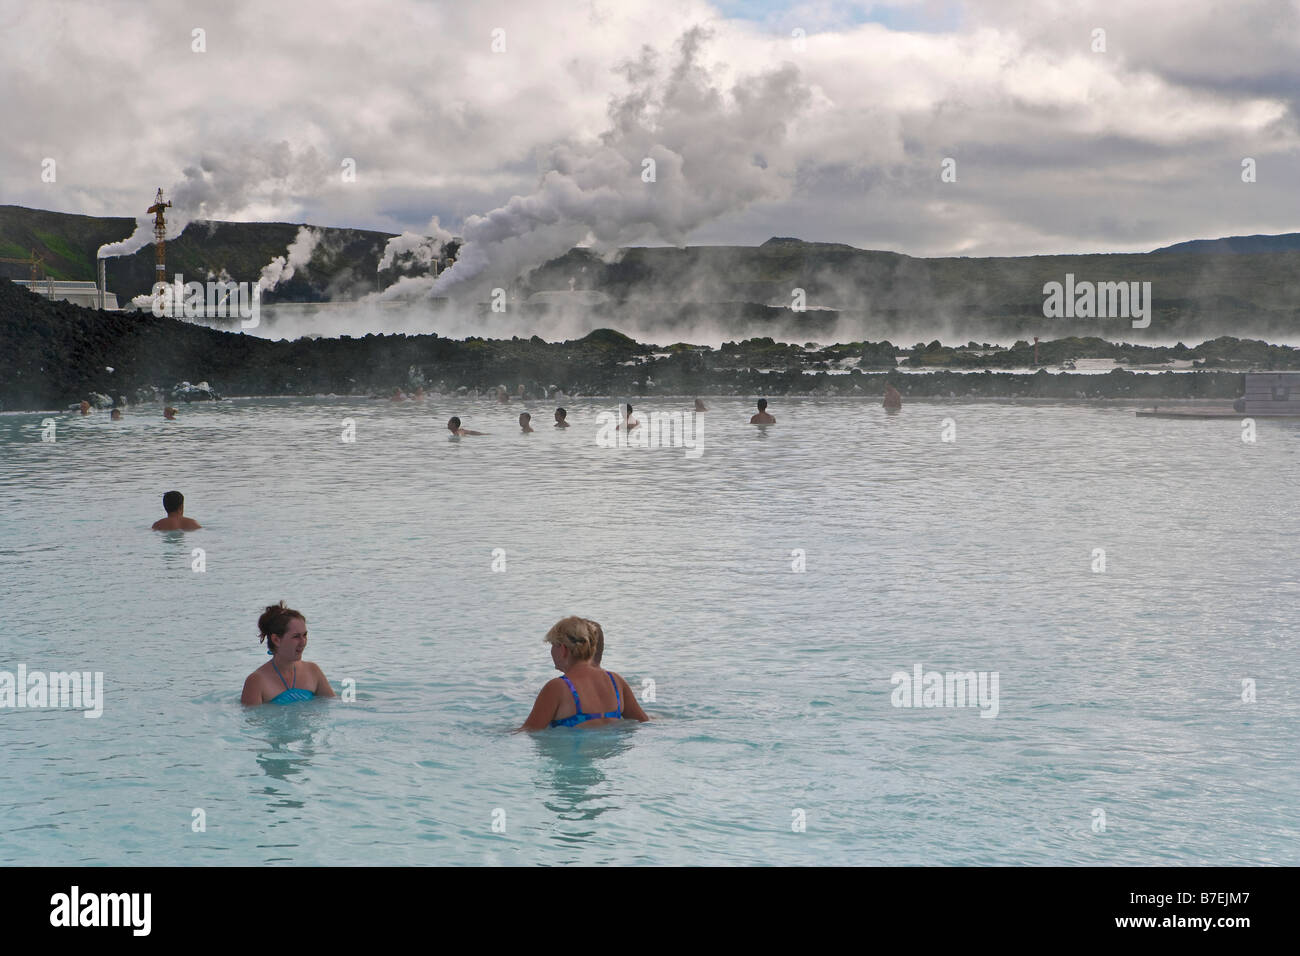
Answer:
[858, 340, 898, 368]
[0, 277, 1273, 412]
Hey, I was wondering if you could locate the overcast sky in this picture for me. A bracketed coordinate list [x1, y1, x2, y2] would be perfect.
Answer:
[3, 0, 1298, 263]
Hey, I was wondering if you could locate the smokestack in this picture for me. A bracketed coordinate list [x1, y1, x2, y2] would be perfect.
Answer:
[97, 257, 105, 310]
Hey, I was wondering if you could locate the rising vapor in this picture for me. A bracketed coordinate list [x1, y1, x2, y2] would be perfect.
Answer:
[378, 216, 454, 271]
[96, 143, 332, 259]
[258, 226, 324, 292]
[377, 27, 810, 303]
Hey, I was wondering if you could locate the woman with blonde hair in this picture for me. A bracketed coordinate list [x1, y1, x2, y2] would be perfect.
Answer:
[584, 618, 604, 667]
[517, 617, 648, 730]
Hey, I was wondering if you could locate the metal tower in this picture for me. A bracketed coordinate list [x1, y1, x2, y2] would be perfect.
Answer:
[146, 188, 172, 284]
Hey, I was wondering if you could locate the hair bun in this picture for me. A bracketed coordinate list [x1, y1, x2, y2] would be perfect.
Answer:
[257, 601, 303, 645]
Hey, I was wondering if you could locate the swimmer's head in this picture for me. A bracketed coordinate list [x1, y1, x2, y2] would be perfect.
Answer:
[162, 490, 184, 515]
[554, 408, 566, 421]
[447, 416, 461, 432]
[544, 616, 599, 663]
[519, 413, 531, 427]
[110, 409, 122, 420]
[625, 404, 634, 416]
[258, 601, 306, 655]
[757, 399, 768, 411]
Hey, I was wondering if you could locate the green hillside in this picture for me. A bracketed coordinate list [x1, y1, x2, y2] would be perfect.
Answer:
[0, 205, 395, 303]
[2, 204, 1297, 341]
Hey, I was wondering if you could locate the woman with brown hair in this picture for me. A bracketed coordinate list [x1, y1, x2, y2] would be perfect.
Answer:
[241, 601, 335, 705]
[517, 617, 648, 730]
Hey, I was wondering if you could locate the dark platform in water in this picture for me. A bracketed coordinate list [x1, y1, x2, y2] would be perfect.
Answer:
[1136, 406, 1300, 418]
[1139, 375, 1300, 418]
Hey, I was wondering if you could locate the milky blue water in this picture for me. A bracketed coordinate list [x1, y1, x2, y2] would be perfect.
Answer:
[1, 396, 1296, 865]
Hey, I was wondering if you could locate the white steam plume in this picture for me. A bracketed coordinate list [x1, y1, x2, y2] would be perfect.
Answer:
[258, 226, 324, 292]
[377, 27, 809, 303]
[378, 217, 454, 271]
[96, 143, 332, 259]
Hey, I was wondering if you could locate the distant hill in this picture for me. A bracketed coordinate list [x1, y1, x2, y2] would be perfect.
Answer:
[0, 205, 394, 303]
[1151, 233, 1300, 255]
[0, 206, 137, 282]
[3, 205, 1298, 341]
[524, 236, 1300, 341]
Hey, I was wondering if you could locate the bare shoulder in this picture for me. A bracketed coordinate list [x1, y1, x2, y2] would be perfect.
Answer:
[610, 671, 634, 694]
[241, 671, 265, 704]
[540, 676, 571, 699]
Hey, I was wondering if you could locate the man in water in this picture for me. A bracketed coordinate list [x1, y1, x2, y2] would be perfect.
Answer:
[152, 490, 201, 531]
[749, 399, 776, 424]
[616, 403, 639, 431]
[447, 416, 485, 436]
[519, 412, 534, 433]
[79, 400, 91, 416]
[554, 408, 570, 428]
[163, 406, 177, 420]
[110, 409, 123, 421]
[883, 384, 902, 409]
[694, 398, 708, 412]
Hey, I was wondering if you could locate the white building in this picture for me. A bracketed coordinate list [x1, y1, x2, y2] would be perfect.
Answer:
[14, 279, 120, 310]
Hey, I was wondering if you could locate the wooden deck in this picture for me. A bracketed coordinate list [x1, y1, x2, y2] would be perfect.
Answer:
[1136, 406, 1300, 419]
[1138, 375, 1300, 418]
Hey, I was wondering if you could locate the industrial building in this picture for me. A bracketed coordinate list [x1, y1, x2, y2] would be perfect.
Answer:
[12, 278, 120, 310]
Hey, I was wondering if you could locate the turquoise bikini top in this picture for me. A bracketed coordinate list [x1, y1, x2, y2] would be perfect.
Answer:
[550, 672, 622, 728]
[273, 687, 315, 704]
[271, 659, 314, 705]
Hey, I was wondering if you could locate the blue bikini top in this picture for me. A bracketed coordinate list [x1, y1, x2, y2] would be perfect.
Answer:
[271, 660, 314, 705]
[550, 672, 622, 728]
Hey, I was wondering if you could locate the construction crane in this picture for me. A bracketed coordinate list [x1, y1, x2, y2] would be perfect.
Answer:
[0, 249, 53, 296]
[146, 187, 172, 284]
[0, 249, 45, 281]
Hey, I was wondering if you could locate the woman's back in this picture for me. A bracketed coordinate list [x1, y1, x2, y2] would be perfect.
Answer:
[518, 616, 650, 731]
[550, 667, 624, 728]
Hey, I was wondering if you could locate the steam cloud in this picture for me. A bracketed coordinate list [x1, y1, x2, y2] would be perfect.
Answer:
[377, 27, 809, 303]
[96, 143, 332, 259]
[258, 226, 323, 292]
[378, 217, 454, 271]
